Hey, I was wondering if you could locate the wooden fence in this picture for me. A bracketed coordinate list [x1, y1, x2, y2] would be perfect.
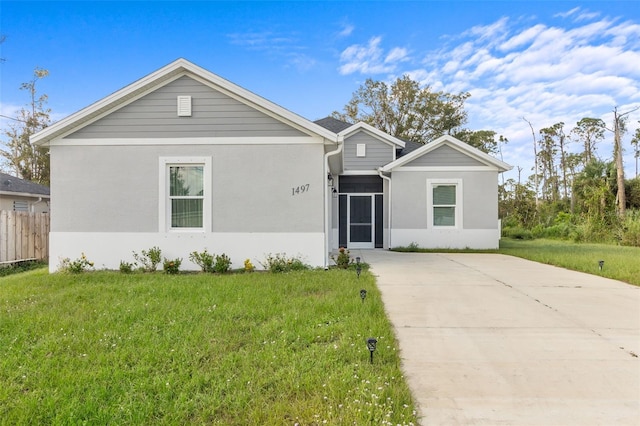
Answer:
[0, 211, 50, 264]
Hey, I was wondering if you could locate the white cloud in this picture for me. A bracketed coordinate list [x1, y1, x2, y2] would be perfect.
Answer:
[392, 11, 640, 180]
[338, 23, 354, 38]
[338, 36, 409, 75]
[385, 47, 409, 64]
[227, 30, 316, 71]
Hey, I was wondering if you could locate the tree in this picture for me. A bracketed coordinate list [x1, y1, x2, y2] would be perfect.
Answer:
[539, 123, 570, 201]
[0, 68, 51, 185]
[610, 106, 639, 218]
[570, 117, 605, 166]
[631, 123, 640, 178]
[572, 159, 616, 225]
[453, 129, 507, 155]
[522, 118, 539, 205]
[332, 75, 470, 144]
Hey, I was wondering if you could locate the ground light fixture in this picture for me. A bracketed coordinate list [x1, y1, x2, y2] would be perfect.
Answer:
[356, 256, 362, 278]
[599, 260, 604, 271]
[360, 289, 367, 303]
[366, 338, 377, 364]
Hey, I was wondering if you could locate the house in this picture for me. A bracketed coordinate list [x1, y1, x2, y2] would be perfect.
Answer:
[31, 59, 511, 272]
[0, 172, 50, 213]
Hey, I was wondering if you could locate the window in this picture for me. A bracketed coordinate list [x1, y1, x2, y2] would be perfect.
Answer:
[170, 165, 203, 227]
[160, 157, 211, 232]
[356, 143, 366, 157]
[427, 179, 462, 228]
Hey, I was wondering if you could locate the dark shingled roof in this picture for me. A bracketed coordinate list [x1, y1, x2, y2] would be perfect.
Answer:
[397, 140, 424, 157]
[0, 172, 50, 196]
[314, 116, 353, 133]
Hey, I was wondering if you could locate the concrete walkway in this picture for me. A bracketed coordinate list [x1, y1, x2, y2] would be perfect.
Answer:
[357, 250, 640, 426]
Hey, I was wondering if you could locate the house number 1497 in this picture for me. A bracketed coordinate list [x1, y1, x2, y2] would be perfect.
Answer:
[292, 184, 310, 196]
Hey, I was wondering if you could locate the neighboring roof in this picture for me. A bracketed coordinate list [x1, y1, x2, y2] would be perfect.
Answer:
[380, 135, 512, 172]
[0, 172, 50, 196]
[314, 116, 353, 133]
[337, 122, 406, 149]
[397, 140, 423, 157]
[31, 58, 338, 146]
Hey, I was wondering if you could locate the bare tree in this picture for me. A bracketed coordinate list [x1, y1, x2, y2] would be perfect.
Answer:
[610, 106, 639, 218]
[523, 118, 539, 205]
[632, 124, 640, 178]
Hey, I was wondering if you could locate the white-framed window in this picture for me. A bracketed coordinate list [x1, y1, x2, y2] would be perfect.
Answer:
[159, 157, 211, 232]
[427, 179, 462, 228]
[356, 143, 366, 157]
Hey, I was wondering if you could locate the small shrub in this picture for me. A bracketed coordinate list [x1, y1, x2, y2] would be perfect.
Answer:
[59, 253, 94, 273]
[213, 254, 231, 273]
[163, 258, 182, 274]
[189, 249, 215, 273]
[244, 258, 255, 272]
[621, 210, 640, 247]
[331, 247, 352, 269]
[133, 246, 162, 272]
[261, 253, 309, 273]
[503, 226, 534, 240]
[119, 261, 134, 274]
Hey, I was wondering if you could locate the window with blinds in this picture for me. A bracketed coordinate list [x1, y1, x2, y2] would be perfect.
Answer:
[432, 185, 456, 226]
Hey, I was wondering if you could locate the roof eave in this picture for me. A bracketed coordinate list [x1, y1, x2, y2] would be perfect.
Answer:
[381, 134, 512, 172]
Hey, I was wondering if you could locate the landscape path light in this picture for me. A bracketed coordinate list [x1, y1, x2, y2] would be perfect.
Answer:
[366, 338, 377, 364]
[360, 289, 367, 303]
[599, 260, 604, 271]
[356, 256, 362, 278]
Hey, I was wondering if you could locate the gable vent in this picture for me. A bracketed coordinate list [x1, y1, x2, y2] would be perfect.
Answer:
[177, 96, 192, 117]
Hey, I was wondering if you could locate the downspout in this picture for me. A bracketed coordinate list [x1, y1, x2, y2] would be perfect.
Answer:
[378, 170, 392, 249]
[324, 137, 343, 268]
[31, 197, 43, 213]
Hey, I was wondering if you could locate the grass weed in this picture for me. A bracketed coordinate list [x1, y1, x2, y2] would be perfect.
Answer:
[0, 268, 416, 425]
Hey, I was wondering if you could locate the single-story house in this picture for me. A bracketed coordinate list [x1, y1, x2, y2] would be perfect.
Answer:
[31, 59, 511, 272]
[0, 172, 50, 213]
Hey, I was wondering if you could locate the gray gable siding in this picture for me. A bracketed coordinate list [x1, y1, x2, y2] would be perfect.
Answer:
[67, 76, 307, 139]
[404, 144, 485, 167]
[343, 131, 394, 170]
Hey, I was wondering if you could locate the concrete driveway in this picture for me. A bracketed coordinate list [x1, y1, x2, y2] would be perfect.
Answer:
[358, 250, 640, 426]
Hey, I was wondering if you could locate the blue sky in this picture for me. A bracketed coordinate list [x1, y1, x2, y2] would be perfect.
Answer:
[1, 1, 640, 181]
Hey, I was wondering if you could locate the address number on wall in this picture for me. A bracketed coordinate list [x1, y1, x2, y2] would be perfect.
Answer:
[291, 184, 310, 196]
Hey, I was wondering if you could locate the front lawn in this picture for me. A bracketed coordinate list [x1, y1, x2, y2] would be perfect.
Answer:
[0, 269, 417, 425]
[499, 238, 640, 286]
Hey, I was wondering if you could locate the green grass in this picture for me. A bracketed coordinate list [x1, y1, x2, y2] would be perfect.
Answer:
[0, 269, 417, 425]
[393, 239, 640, 286]
[499, 238, 640, 286]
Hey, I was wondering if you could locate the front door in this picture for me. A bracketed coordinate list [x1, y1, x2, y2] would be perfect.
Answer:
[348, 195, 374, 249]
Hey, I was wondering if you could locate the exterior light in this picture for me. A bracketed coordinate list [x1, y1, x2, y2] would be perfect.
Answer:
[356, 256, 362, 278]
[360, 289, 367, 302]
[366, 338, 377, 364]
[327, 173, 334, 186]
[598, 260, 604, 270]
